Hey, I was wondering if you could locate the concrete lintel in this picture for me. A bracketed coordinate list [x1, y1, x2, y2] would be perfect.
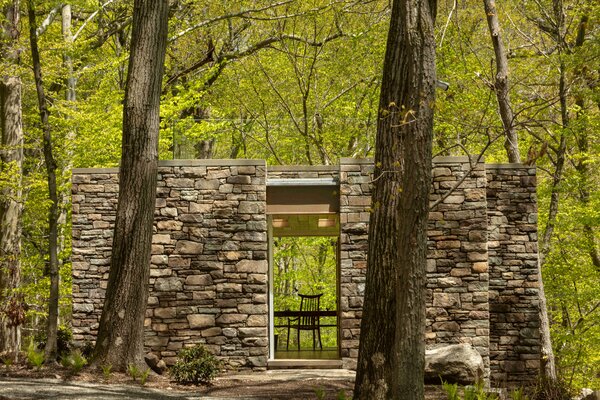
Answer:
[268, 165, 338, 172]
[159, 159, 266, 167]
[267, 178, 338, 186]
[72, 167, 119, 174]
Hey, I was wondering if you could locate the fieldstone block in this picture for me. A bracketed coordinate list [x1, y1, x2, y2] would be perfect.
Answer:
[236, 259, 268, 273]
[155, 277, 183, 292]
[187, 314, 215, 329]
[185, 274, 213, 286]
[433, 292, 461, 308]
[175, 240, 203, 254]
[154, 307, 176, 319]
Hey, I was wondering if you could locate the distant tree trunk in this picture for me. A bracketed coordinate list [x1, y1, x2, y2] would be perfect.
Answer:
[353, 0, 436, 398]
[0, 78, 24, 360]
[27, 0, 60, 362]
[61, 4, 76, 104]
[57, 3, 76, 275]
[93, 0, 169, 371]
[0, 0, 23, 361]
[483, 0, 521, 163]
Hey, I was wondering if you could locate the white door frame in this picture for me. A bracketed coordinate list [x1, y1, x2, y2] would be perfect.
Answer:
[267, 215, 275, 360]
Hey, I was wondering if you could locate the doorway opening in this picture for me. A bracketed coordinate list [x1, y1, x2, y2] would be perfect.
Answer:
[265, 176, 341, 364]
[271, 234, 339, 360]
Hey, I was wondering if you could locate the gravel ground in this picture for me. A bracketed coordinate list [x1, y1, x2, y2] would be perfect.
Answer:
[0, 367, 448, 399]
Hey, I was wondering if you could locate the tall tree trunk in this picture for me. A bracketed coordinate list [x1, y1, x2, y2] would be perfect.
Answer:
[571, 15, 600, 272]
[28, 0, 60, 362]
[93, 0, 169, 371]
[57, 3, 76, 277]
[0, 0, 23, 361]
[0, 78, 24, 360]
[62, 4, 76, 104]
[482, 0, 521, 163]
[354, 0, 436, 398]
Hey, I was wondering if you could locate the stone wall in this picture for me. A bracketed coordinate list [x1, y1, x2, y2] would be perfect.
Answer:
[427, 157, 490, 379]
[486, 165, 540, 386]
[338, 157, 492, 377]
[71, 157, 541, 386]
[72, 160, 269, 369]
[338, 158, 373, 369]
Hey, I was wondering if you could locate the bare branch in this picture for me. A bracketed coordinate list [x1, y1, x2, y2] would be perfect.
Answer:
[168, 0, 294, 42]
[36, 3, 62, 37]
[73, 0, 118, 42]
[437, 0, 457, 49]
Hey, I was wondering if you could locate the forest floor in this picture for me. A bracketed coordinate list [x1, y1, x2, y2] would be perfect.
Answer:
[0, 364, 448, 399]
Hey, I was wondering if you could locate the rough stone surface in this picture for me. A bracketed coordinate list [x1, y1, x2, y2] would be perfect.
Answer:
[487, 165, 541, 386]
[72, 158, 541, 387]
[424, 344, 485, 384]
[144, 353, 168, 375]
[72, 161, 268, 370]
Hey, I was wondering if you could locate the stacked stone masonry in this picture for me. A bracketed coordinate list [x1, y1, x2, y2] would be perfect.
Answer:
[72, 157, 541, 386]
[72, 160, 269, 369]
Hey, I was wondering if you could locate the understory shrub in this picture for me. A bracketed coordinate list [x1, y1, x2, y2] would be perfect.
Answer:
[532, 378, 574, 400]
[27, 342, 44, 369]
[441, 380, 499, 400]
[60, 349, 87, 374]
[34, 325, 73, 359]
[170, 344, 220, 385]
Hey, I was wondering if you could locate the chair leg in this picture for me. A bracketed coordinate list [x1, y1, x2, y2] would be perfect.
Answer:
[286, 326, 290, 350]
[317, 327, 322, 350]
[297, 329, 300, 351]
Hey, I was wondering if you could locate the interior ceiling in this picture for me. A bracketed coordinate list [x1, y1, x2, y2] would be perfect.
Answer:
[271, 213, 339, 237]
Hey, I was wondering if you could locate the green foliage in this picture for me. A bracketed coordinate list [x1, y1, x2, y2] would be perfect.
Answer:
[140, 368, 151, 386]
[101, 364, 112, 381]
[60, 349, 87, 374]
[170, 344, 221, 385]
[511, 387, 529, 400]
[1, 355, 14, 367]
[34, 324, 72, 359]
[314, 387, 325, 400]
[128, 364, 141, 382]
[273, 236, 338, 349]
[441, 381, 499, 400]
[2, 0, 598, 391]
[532, 378, 574, 400]
[442, 380, 460, 400]
[27, 342, 45, 369]
[336, 390, 348, 400]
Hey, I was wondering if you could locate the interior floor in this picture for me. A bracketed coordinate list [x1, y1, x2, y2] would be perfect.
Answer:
[274, 347, 340, 360]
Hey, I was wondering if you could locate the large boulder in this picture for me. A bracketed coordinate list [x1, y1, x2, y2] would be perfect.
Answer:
[424, 344, 484, 384]
[145, 352, 168, 375]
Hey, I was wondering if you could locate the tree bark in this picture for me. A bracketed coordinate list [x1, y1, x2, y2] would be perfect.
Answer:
[57, 3, 76, 276]
[93, 0, 169, 371]
[483, 0, 521, 163]
[0, 0, 23, 361]
[0, 78, 24, 360]
[353, 0, 436, 398]
[27, 0, 60, 362]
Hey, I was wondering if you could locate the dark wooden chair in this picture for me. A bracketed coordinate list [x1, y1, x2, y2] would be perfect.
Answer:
[286, 293, 323, 350]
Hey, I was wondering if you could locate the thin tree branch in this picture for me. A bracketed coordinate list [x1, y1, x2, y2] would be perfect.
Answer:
[73, 0, 118, 41]
[36, 3, 62, 37]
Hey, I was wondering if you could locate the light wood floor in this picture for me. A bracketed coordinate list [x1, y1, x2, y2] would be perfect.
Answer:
[274, 347, 340, 360]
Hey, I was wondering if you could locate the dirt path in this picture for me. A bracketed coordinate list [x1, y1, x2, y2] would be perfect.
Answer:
[0, 368, 447, 399]
[0, 369, 356, 399]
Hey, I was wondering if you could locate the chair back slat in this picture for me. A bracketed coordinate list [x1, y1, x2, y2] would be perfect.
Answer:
[299, 293, 322, 326]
